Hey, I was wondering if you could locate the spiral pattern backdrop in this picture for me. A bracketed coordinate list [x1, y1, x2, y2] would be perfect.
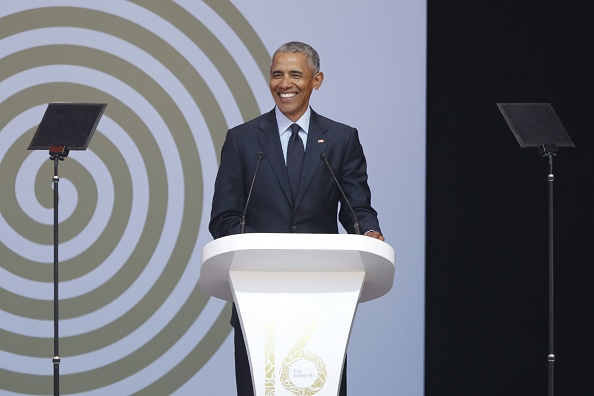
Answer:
[0, 1, 269, 394]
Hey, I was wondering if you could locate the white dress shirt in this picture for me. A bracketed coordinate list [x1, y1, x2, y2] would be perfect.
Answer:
[275, 106, 310, 164]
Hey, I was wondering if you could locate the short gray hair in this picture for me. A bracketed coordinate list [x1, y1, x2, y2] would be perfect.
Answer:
[272, 41, 320, 75]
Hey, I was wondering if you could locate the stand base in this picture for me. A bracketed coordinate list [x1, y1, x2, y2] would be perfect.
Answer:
[230, 271, 364, 396]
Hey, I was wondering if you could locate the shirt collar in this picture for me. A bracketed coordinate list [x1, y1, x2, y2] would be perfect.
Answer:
[275, 106, 311, 136]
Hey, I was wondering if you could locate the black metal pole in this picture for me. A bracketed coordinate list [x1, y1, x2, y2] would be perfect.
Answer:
[545, 151, 555, 396]
[52, 156, 61, 396]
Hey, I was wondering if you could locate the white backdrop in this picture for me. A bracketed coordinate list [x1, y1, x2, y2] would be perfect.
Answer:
[181, 0, 427, 394]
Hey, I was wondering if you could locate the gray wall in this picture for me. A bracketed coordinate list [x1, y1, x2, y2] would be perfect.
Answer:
[0, 1, 426, 394]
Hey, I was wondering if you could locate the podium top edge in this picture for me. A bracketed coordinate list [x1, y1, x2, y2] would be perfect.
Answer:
[203, 233, 395, 264]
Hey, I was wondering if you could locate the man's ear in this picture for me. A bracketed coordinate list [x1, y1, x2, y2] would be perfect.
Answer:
[313, 72, 324, 90]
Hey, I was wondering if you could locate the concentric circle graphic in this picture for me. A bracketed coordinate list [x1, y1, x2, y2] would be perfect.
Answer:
[0, 1, 270, 394]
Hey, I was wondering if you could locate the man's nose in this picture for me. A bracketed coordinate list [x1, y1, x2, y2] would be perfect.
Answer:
[280, 75, 292, 87]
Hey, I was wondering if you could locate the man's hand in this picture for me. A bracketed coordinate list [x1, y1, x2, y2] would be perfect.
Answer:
[364, 230, 385, 241]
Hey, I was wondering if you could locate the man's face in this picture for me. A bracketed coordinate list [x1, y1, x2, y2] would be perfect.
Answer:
[269, 52, 324, 122]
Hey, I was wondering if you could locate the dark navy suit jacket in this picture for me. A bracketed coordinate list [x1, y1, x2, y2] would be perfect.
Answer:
[209, 108, 381, 240]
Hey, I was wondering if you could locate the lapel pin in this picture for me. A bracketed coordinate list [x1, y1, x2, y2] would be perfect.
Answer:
[318, 139, 324, 143]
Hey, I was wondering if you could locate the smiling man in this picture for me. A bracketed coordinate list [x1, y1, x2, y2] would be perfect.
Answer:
[269, 46, 323, 122]
[209, 41, 383, 396]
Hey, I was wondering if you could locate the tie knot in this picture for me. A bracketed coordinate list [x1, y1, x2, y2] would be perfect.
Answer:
[290, 123, 300, 136]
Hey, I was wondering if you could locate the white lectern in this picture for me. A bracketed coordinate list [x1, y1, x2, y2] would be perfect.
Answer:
[200, 233, 395, 396]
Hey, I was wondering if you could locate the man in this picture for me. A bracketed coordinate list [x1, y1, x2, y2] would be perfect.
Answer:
[209, 41, 383, 396]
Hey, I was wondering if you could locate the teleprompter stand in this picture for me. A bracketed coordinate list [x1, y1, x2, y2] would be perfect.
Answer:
[27, 103, 106, 396]
[497, 103, 575, 396]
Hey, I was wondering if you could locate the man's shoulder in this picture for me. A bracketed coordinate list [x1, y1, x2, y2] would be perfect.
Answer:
[229, 109, 275, 133]
[311, 110, 356, 134]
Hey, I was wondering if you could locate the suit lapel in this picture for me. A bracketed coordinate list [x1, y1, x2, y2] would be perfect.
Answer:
[295, 110, 329, 208]
[257, 110, 293, 205]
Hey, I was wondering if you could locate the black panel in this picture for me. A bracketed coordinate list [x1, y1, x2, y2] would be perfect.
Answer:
[28, 103, 106, 150]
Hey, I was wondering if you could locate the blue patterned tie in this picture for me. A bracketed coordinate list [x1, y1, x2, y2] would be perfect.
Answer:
[287, 123, 304, 203]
